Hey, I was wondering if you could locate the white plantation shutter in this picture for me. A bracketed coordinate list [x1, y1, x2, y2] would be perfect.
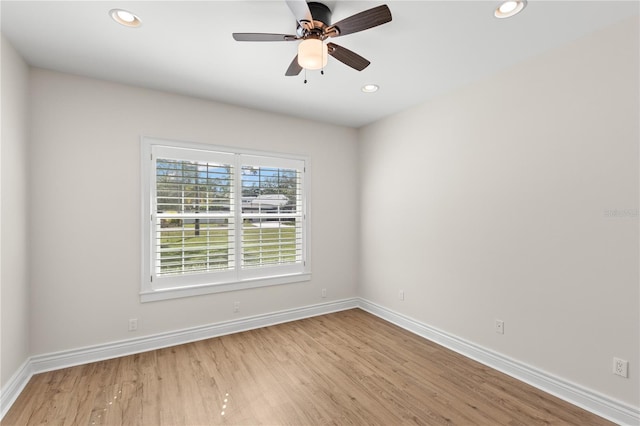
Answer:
[142, 138, 309, 301]
[240, 157, 304, 276]
[154, 151, 235, 277]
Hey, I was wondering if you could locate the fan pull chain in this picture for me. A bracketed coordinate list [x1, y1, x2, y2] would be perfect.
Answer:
[321, 41, 325, 75]
[304, 68, 307, 84]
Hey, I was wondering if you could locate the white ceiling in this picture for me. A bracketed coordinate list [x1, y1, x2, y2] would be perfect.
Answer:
[1, 1, 638, 128]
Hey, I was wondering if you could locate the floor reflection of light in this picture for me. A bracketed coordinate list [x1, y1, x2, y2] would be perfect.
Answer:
[92, 389, 121, 424]
[221, 392, 230, 416]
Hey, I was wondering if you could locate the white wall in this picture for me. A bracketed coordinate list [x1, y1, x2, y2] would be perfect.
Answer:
[358, 17, 639, 406]
[0, 35, 30, 387]
[28, 69, 359, 355]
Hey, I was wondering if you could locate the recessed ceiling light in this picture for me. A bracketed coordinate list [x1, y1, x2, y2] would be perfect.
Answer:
[494, 0, 527, 19]
[362, 84, 379, 93]
[109, 9, 142, 28]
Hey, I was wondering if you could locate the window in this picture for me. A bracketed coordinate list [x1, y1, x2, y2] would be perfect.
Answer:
[141, 137, 310, 302]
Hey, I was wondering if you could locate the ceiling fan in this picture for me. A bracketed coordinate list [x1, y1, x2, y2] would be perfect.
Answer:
[232, 0, 392, 76]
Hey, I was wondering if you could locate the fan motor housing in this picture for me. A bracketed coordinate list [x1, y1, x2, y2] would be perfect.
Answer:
[308, 2, 332, 28]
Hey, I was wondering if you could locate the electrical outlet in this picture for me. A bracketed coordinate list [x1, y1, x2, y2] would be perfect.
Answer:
[495, 319, 504, 334]
[233, 302, 240, 313]
[399, 290, 404, 301]
[321, 288, 327, 298]
[128, 318, 138, 332]
[613, 357, 628, 378]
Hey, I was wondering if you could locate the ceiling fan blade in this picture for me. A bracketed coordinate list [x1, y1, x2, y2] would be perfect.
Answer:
[327, 43, 370, 71]
[328, 5, 392, 37]
[232, 33, 297, 42]
[285, 55, 303, 76]
[286, 0, 313, 31]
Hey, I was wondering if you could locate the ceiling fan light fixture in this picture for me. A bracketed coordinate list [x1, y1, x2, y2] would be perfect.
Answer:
[494, 0, 527, 18]
[297, 38, 328, 70]
[109, 9, 142, 27]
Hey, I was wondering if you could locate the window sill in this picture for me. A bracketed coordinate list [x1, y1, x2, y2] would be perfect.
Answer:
[140, 273, 311, 303]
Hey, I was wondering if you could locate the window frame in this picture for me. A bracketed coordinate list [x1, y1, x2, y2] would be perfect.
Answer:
[141, 137, 311, 302]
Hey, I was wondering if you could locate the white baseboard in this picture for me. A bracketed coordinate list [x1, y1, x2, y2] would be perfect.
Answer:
[0, 360, 32, 420]
[2, 297, 638, 425]
[357, 298, 640, 426]
[29, 298, 358, 374]
[0, 298, 358, 420]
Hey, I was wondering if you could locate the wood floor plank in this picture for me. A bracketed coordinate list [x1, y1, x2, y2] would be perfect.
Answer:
[2, 309, 614, 426]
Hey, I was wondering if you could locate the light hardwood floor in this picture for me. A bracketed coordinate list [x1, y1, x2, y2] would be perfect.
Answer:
[3, 309, 613, 425]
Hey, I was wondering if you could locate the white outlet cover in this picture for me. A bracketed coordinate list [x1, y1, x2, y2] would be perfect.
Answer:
[128, 318, 138, 331]
[613, 358, 629, 378]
